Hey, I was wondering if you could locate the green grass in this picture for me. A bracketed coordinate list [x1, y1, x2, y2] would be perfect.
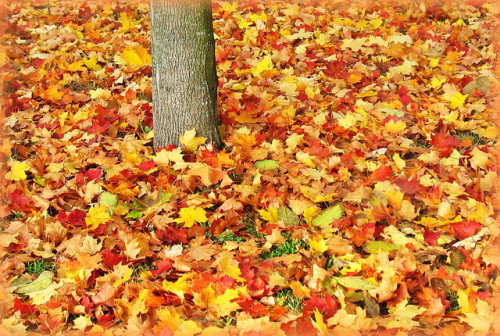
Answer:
[275, 288, 303, 313]
[454, 130, 486, 145]
[215, 315, 236, 328]
[25, 260, 56, 274]
[259, 232, 308, 260]
[206, 229, 243, 245]
[242, 213, 264, 239]
[446, 289, 460, 312]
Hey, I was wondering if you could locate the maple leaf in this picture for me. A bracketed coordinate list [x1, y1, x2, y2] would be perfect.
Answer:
[450, 220, 482, 240]
[44, 84, 65, 101]
[175, 207, 208, 228]
[121, 44, 151, 67]
[65, 60, 86, 72]
[153, 147, 189, 170]
[383, 299, 425, 330]
[384, 119, 406, 133]
[251, 55, 273, 76]
[212, 287, 246, 317]
[180, 129, 206, 152]
[85, 206, 111, 230]
[83, 55, 102, 71]
[303, 294, 338, 318]
[7, 162, 30, 181]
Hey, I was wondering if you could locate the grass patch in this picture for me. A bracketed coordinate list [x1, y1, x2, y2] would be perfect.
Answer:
[446, 289, 460, 312]
[215, 315, 236, 328]
[454, 130, 486, 145]
[25, 259, 56, 274]
[260, 232, 308, 260]
[275, 288, 303, 313]
[242, 213, 264, 239]
[207, 229, 243, 245]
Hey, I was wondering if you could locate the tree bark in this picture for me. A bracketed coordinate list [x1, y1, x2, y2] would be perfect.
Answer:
[150, 0, 221, 150]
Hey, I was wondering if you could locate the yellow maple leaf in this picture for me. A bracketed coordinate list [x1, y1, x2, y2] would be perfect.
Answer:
[89, 88, 111, 100]
[213, 287, 244, 317]
[258, 208, 279, 223]
[180, 129, 206, 152]
[85, 206, 111, 230]
[219, 254, 244, 281]
[118, 12, 135, 32]
[8, 162, 31, 181]
[122, 44, 151, 67]
[385, 299, 425, 330]
[429, 77, 446, 89]
[45, 84, 64, 101]
[459, 299, 494, 333]
[308, 235, 328, 254]
[469, 147, 493, 170]
[428, 57, 440, 68]
[251, 55, 273, 76]
[370, 18, 383, 29]
[384, 119, 406, 133]
[448, 92, 468, 109]
[221, 2, 238, 13]
[162, 272, 195, 300]
[66, 60, 86, 72]
[153, 147, 189, 170]
[83, 55, 102, 71]
[156, 306, 183, 332]
[303, 206, 320, 224]
[175, 207, 208, 228]
[312, 309, 328, 335]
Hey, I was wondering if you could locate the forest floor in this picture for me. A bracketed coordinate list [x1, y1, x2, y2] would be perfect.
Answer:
[1, 0, 500, 335]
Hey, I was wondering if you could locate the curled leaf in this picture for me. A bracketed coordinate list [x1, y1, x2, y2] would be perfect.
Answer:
[15, 271, 54, 294]
[334, 276, 378, 290]
[364, 241, 401, 254]
[312, 204, 343, 228]
[254, 160, 279, 171]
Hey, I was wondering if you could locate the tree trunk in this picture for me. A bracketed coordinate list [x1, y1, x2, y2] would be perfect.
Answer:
[150, 0, 221, 150]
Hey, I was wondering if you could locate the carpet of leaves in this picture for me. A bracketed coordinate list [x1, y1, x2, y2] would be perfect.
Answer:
[1, 0, 500, 335]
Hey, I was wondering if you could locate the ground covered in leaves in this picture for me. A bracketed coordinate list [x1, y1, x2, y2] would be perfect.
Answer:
[1, 0, 500, 334]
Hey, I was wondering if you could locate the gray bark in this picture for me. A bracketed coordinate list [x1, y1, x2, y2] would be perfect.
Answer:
[150, 0, 221, 150]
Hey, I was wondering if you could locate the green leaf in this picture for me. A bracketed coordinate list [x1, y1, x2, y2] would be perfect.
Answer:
[254, 160, 279, 171]
[312, 204, 343, 228]
[126, 210, 143, 219]
[99, 192, 118, 209]
[34, 175, 46, 187]
[364, 241, 401, 254]
[334, 276, 378, 290]
[380, 107, 404, 117]
[15, 271, 54, 294]
[278, 207, 299, 227]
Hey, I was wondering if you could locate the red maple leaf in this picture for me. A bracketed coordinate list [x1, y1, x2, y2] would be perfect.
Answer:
[57, 209, 86, 227]
[424, 228, 441, 246]
[8, 189, 32, 212]
[395, 178, 422, 194]
[450, 220, 482, 240]
[430, 129, 461, 153]
[302, 294, 338, 318]
[101, 250, 125, 269]
[156, 226, 188, 244]
[366, 166, 392, 184]
[151, 259, 172, 276]
[14, 297, 37, 315]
